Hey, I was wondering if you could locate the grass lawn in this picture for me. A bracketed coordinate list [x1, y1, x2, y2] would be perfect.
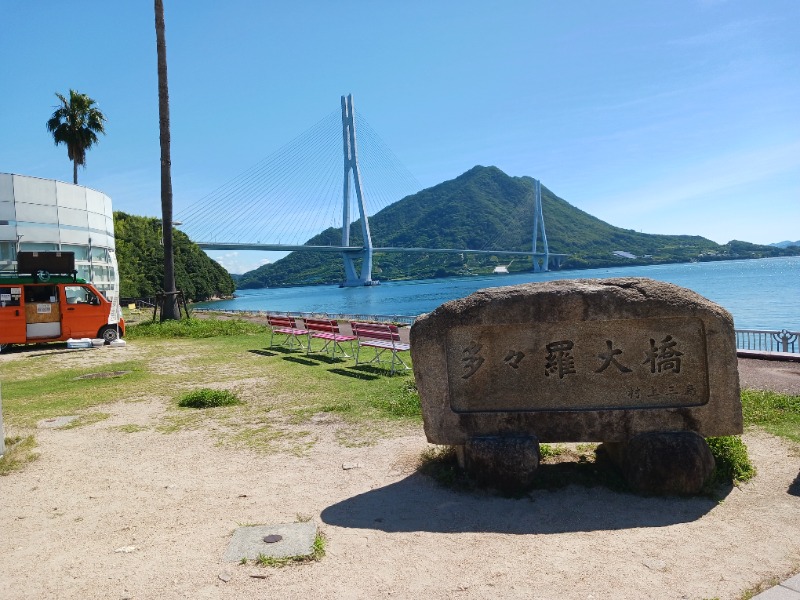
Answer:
[0, 319, 419, 473]
[2, 318, 799, 479]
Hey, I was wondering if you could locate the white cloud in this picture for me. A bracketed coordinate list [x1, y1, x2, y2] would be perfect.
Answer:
[206, 250, 284, 275]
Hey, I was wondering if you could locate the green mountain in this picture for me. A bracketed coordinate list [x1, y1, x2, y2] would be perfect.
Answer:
[114, 212, 235, 301]
[237, 166, 799, 288]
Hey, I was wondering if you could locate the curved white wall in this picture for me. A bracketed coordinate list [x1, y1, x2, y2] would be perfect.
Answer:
[0, 173, 118, 296]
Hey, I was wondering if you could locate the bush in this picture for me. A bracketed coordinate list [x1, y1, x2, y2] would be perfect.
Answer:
[178, 388, 241, 409]
[707, 435, 756, 484]
[127, 318, 266, 339]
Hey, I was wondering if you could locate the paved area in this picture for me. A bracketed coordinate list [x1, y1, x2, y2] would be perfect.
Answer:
[738, 356, 800, 599]
[752, 574, 800, 599]
[738, 356, 800, 396]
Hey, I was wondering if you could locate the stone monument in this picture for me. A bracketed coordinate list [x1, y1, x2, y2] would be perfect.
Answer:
[410, 278, 743, 494]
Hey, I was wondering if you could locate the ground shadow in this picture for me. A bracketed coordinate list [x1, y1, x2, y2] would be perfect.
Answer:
[282, 356, 320, 367]
[263, 346, 305, 354]
[248, 349, 277, 357]
[328, 368, 381, 381]
[321, 472, 724, 534]
[789, 470, 800, 497]
[306, 354, 350, 365]
[1, 343, 93, 357]
[353, 364, 412, 378]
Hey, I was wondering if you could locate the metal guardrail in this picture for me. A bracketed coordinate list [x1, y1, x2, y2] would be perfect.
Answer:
[735, 329, 799, 354]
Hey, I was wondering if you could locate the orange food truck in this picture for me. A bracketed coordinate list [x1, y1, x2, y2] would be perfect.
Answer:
[0, 252, 124, 352]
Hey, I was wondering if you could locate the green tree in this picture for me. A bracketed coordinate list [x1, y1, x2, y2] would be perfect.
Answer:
[113, 212, 235, 301]
[155, 0, 180, 320]
[45, 89, 107, 184]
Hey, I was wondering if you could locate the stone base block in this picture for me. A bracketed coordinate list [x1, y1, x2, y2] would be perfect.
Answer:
[604, 431, 715, 495]
[460, 435, 540, 493]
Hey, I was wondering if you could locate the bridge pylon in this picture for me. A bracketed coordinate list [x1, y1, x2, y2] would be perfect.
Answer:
[532, 178, 550, 272]
[340, 94, 376, 287]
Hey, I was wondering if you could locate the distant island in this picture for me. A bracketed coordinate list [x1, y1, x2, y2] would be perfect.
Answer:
[234, 166, 800, 289]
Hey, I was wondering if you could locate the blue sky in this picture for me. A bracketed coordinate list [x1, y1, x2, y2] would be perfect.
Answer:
[1, 1, 798, 273]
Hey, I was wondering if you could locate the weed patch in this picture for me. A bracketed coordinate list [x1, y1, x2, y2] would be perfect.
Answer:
[250, 532, 326, 567]
[0, 435, 38, 475]
[418, 445, 466, 489]
[178, 388, 242, 409]
[707, 436, 756, 484]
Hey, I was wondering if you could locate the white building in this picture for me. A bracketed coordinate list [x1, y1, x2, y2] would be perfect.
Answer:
[0, 173, 119, 297]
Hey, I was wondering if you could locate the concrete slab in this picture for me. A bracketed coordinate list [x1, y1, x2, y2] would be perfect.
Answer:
[223, 521, 317, 563]
[38, 416, 79, 428]
[783, 575, 800, 593]
[753, 584, 800, 600]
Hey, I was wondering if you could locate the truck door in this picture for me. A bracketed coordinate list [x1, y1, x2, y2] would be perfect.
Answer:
[0, 285, 26, 346]
[62, 285, 108, 339]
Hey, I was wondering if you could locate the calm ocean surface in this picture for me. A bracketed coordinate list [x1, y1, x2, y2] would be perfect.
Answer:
[196, 256, 800, 331]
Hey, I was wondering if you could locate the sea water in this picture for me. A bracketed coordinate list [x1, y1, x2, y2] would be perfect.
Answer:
[196, 256, 800, 331]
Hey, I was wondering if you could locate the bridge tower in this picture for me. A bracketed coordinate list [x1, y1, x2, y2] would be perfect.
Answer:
[532, 179, 550, 272]
[340, 94, 376, 287]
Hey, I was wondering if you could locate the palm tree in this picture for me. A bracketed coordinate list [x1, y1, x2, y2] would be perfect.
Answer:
[46, 90, 106, 185]
[155, 0, 180, 320]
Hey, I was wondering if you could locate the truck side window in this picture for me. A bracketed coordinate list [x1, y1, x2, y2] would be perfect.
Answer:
[65, 286, 99, 306]
[26, 286, 58, 303]
[0, 286, 21, 307]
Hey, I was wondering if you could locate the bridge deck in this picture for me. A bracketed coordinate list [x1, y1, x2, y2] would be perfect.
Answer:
[198, 242, 566, 257]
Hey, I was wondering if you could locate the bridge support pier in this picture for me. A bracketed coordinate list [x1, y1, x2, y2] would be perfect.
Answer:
[531, 179, 549, 273]
[341, 248, 375, 287]
[340, 94, 376, 287]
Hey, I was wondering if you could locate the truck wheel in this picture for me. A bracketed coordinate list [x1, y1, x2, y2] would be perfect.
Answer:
[99, 326, 120, 344]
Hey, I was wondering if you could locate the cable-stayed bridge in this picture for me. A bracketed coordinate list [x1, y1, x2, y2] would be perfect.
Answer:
[179, 95, 564, 287]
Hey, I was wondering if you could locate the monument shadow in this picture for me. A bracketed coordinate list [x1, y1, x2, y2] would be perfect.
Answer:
[321, 472, 724, 535]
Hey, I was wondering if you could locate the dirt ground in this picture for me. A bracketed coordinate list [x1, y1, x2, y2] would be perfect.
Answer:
[1, 351, 799, 600]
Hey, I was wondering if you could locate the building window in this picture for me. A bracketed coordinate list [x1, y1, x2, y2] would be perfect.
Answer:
[19, 242, 58, 253]
[0, 241, 14, 262]
[90, 247, 108, 262]
[77, 265, 92, 281]
[61, 245, 90, 261]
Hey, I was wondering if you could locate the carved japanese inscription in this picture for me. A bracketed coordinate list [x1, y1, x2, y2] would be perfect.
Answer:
[445, 317, 709, 412]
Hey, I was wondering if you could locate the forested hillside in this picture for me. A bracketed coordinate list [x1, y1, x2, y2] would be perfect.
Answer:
[114, 212, 235, 301]
[236, 166, 799, 289]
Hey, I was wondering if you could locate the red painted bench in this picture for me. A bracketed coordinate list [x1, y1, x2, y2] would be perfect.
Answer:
[303, 318, 356, 358]
[351, 321, 411, 374]
[266, 315, 309, 350]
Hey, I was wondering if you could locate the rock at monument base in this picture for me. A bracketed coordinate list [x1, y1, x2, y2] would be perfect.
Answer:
[458, 436, 540, 493]
[611, 431, 716, 495]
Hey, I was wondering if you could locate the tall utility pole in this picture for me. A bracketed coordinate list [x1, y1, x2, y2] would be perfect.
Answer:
[155, 0, 179, 319]
[532, 179, 550, 272]
[340, 94, 376, 286]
